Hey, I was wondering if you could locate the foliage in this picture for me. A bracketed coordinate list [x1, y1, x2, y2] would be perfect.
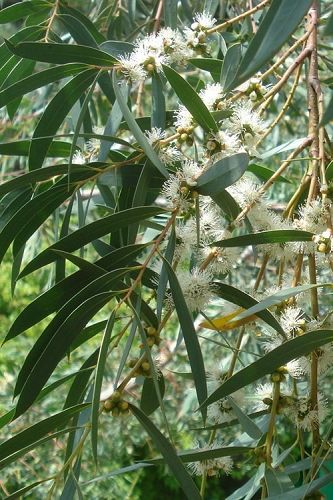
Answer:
[1, 0, 333, 499]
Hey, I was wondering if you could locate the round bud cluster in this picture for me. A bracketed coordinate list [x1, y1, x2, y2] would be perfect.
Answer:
[127, 357, 152, 377]
[252, 446, 266, 465]
[313, 229, 332, 254]
[176, 125, 195, 146]
[103, 391, 129, 416]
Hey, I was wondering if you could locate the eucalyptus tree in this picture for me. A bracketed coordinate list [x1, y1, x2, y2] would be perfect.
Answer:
[1, 0, 333, 498]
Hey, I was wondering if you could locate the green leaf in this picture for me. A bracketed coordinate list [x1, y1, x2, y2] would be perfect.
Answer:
[100, 41, 134, 59]
[13, 268, 128, 398]
[151, 73, 166, 129]
[0, 404, 88, 468]
[4, 478, 53, 500]
[146, 445, 253, 464]
[19, 206, 164, 278]
[140, 374, 166, 416]
[0, 139, 73, 158]
[0, 163, 98, 196]
[220, 43, 241, 90]
[265, 467, 294, 496]
[91, 312, 116, 463]
[0, 0, 50, 24]
[233, 284, 332, 323]
[83, 463, 152, 485]
[8, 244, 147, 340]
[321, 92, 333, 126]
[14, 292, 117, 417]
[201, 329, 333, 408]
[189, 58, 222, 82]
[227, 397, 262, 439]
[196, 153, 249, 196]
[227, 0, 312, 90]
[325, 10, 333, 35]
[162, 64, 218, 132]
[29, 69, 98, 170]
[164, 0, 178, 29]
[5, 40, 118, 66]
[0, 63, 87, 108]
[213, 282, 284, 336]
[129, 404, 201, 500]
[112, 71, 169, 178]
[265, 471, 333, 500]
[212, 229, 314, 247]
[64, 351, 99, 410]
[163, 258, 207, 421]
[248, 164, 290, 183]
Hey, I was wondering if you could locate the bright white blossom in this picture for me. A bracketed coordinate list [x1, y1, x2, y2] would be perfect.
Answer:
[292, 199, 328, 254]
[289, 393, 328, 431]
[199, 83, 224, 111]
[192, 12, 217, 31]
[280, 306, 305, 337]
[228, 100, 265, 154]
[188, 441, 233, 477]
[161, 160, 202, 211]
[145, 128, 181, 165]
[72, 151, 86, 164]
[206, 130, 241, 162]
[174, 104, 194, 130]
[176, 267, 215, 311]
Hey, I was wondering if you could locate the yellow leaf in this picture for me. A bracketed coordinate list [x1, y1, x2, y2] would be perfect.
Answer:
[200, 308, 257, 331]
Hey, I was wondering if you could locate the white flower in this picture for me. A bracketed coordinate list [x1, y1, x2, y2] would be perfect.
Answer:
[159, 27, 193, 64]
[174, 105, 194, 130]
[188, 441, 233, 477]
[227, 100, 265, 154]
[176, 267, 215, 311]
[192, 12, 217, 31]
[145, 127, 181, 166]
[161, 160, 202, 211]
[297, 344, 333, 376]
[85, 126, 104, 159]
[230, 100, 265, 137]
[227, 176, 263, 209]
[72, 151, 86, 164]
[289, 393, 328, 431]
[252, 383, 274, 411]
[280, 306, 306, 337]
[119, 53, 148, 82]
[199, 83, 224, 111]
[205, 130, 241, 162]
[292, 199, 328, 254]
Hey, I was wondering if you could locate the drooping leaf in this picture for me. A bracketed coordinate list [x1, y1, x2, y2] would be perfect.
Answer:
[220, 43, 241, 90]
[140, 375, 166, 416]
[0, 404, 88, 468]
[129, 404, 201, 500]
[0, 63, 86, 108]
[189, 58, 222, 82]
[112, 71, 169, 178]
[0, 139, 73, 158]
[91, 312, 116, 463]
[29, 69, 98, 170]
[19, 206, 165, 278]
[201, 329, 333, 408]
[226, 0, 312, 90]
[5, 40, 118, 66]
[14, 292, 118, 417]
[0, 0, 50, 24]
[196, 153, 249, 196]
[163, 258, 207, 421]
[212, 229, 314, 247]
[162, 64, 218, 132]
